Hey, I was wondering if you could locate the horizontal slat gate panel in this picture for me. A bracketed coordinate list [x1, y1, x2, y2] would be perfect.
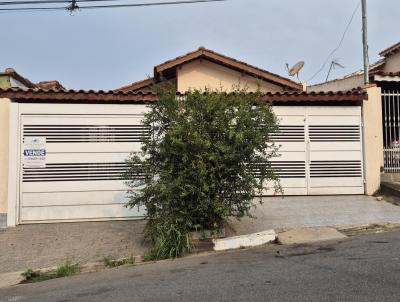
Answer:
[309, 126, 361, 142]
[307, 106, 364, 195]
[310, 161, 362, 178]
[23, 162, 141, 182]
[20, 112, 148, 224]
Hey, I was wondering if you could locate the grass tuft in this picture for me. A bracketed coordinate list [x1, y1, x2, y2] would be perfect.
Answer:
[21, 261, 80, 283]
[103, 255, 136, 268]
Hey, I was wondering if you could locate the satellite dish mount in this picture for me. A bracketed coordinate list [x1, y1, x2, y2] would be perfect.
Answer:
[286, 61, 305, 83]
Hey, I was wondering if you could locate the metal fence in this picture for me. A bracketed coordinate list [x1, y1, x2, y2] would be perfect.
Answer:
[383, 90, 400, 173]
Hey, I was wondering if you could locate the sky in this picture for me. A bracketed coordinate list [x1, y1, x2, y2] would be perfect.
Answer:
[1, 0, 399, 90]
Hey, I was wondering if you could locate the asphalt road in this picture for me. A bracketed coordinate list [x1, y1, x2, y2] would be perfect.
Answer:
[1, 230, 400, 302]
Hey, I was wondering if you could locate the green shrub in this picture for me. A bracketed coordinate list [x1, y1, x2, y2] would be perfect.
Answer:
[56, 261, 80, 277]
[21, 269, 52, 282]
[143, 221, 192, 261]
[126, 85, 280, 259]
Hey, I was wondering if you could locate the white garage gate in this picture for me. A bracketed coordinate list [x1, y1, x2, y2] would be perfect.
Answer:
[271, 106, 364, 195]
[10, 103, 150, 225]
[8, 103, 364, 225]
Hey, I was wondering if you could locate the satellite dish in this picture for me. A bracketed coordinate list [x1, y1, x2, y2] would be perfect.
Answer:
[287, 61, 305, 77]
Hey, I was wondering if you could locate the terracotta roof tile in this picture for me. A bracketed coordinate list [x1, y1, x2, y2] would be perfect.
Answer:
[257, 88, 367, 102]
[116, 77, 155, 93]
[0, 87, 366, 103]
[0, 87, 156, 103]
[36, 80, 65, 90]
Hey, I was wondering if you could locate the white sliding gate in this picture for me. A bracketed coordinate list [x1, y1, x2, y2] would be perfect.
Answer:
[270, 106, 364, 196]
[9, 103, 150, 225]
[8, 103, 364, 225]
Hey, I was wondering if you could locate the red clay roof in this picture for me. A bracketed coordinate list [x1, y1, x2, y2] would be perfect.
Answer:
[257, 88, 367, 102]
[0, 87, 156, 103]
[117, 48, 303, 92]
[379, 41, 400, 57]
[117, 77, 155, 93]
[36, 80, 65, 90]
[0, 86, 366, 103]
[154, 47, 302, 90]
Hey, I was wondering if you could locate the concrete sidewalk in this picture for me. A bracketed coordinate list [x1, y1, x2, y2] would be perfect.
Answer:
[230, 195, 400, 235]
[0, 220, 148, 274]
[1, 195, 400, 274]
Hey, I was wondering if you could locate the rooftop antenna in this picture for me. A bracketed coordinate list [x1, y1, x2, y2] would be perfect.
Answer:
[325, 59, 345, 82]
[285, 61, 305, 83]
[66, 0, 79, 14]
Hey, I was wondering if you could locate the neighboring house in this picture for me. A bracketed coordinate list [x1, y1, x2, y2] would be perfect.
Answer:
[0, 69, 64, 225]
[309, 41, 400, 179]
[0, 49, 380, 227]
[0, 68, 64, 90]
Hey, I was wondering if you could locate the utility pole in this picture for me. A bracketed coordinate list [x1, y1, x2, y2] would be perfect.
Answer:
[361, 0, 369, 84]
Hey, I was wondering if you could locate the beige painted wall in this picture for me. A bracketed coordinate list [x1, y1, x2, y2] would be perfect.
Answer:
[308, 74, 364, 92]
[177, 59, 285, 93]
[0, 98, 10, 213]
[383, 52, 400, 73]
[363, 86, 383, 195]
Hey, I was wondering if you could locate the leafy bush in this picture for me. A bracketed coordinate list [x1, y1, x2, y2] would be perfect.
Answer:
[126, 86, 280, 259]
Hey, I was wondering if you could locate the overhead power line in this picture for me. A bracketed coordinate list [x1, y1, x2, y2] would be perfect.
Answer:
[306, 1, 361, 83]
[0, 0, 229, 12]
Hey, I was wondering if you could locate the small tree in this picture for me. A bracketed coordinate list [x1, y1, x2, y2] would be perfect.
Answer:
[125, 85, 280, 260]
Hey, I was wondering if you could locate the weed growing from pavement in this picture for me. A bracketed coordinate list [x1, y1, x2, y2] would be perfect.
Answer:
[103, 255, 136, 268]
[21, 261, 80, 283]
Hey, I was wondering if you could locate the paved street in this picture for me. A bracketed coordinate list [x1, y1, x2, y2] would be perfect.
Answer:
[1, 230, 400, 302]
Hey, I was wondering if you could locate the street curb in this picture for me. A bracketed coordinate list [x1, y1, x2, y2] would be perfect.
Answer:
[2, 222, 400, 289]
[276, 227, 347, 245]
[212, 229, 276, 251]
[0, 256, 144, 289]
[336, 222, 400, 235]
